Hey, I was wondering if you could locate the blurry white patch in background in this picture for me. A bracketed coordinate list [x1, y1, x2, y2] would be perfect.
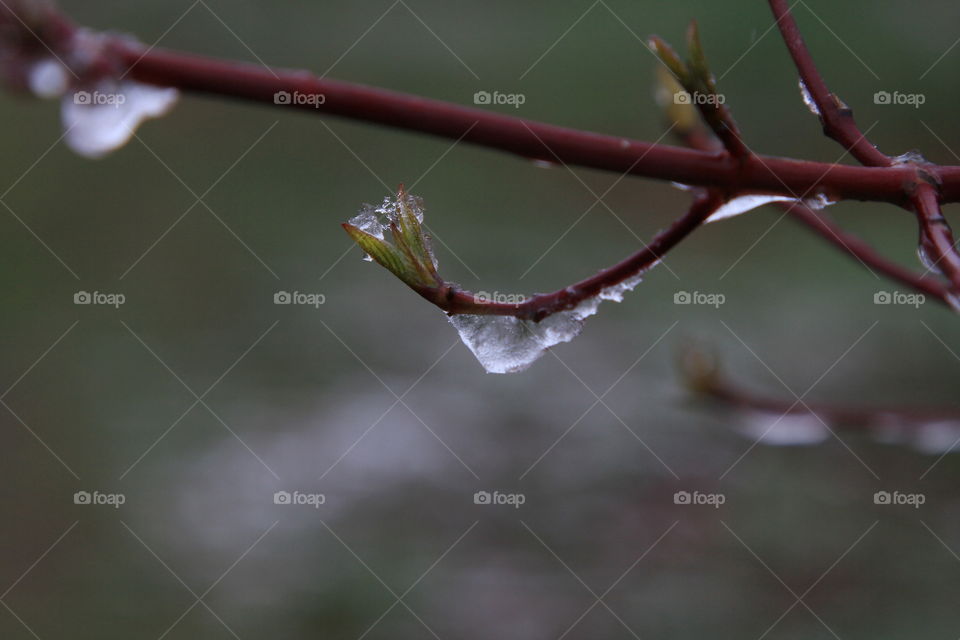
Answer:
[165, 380, 482, 608]
[738, 411, 830, 446]
[27, 52, 180, 159]
[159, 369, 679, 609]
[911, 421, 960, 455]
[873, 418, 960, 455]
[738, 409, 960, 455]
[28, 58, 70, 98]
[62, 81, 179, 158]
[175, 383, 473, 546]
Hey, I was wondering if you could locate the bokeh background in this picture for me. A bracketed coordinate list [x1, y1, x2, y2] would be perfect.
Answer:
[3, 0, 960, 638]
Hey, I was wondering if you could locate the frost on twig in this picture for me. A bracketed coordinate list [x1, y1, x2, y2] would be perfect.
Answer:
[343, 187, 653, 374]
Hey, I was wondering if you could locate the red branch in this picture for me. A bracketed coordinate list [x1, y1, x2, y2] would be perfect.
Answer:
[3, 0, 960, 318]
[412, 190, 723, 321]
[913, 181, 960, 295]
[670, 89, 951, 307]
[768, 0, 891, 167]
[681, 347, 960, 428]
[116, 45, 941, 203]
[785, 201, 950, 304]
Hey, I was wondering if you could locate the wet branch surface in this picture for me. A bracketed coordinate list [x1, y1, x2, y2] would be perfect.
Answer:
[410, 191, 724, 321]
[2, 0, 959, 319]
[768, 0, 892, 167]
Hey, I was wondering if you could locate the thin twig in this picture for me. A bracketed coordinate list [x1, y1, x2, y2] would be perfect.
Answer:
[768, 0, 891, 167]
[4, 2, 960, 201]
[670, 102, 949, 306]
[410, 190, 724, 321]
[785, 201, 950, 304]
[113, 43, 927, 202]
[912, 181, 960, 294]
[5, 1, 960, 316]
[681, 347, 960, 427]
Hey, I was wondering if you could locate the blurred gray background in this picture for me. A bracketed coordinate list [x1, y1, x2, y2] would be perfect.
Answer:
[2, 0, 960, 638]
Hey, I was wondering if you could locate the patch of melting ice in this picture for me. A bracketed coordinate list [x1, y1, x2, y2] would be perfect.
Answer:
[892, 150, 927, 166]
[798, 79, 820, 116]
[349, 206, 386, 261]
[449, 272, 647, 374]
[348, 193, 427, 262]
[706, 194, 796, 223]
[804, 192, 836, 210]
[62, 81, 179, 158]
[705, 192, 835, 224]
[739, 411, 830, 446]
[28, 59, 70, 98]
[25, 47, 180, 158]
[350, 192, 654, 374]
[917, 244, 939, 273]
[945, 293, 960, 313]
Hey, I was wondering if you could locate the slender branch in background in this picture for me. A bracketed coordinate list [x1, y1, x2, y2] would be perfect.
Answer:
[679, 345, 960, 428]
[784, 201, 950, 304]
[767, 0, 891, 167]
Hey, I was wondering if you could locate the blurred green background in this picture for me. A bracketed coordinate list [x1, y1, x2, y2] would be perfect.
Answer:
[3, 0, 960, 638]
